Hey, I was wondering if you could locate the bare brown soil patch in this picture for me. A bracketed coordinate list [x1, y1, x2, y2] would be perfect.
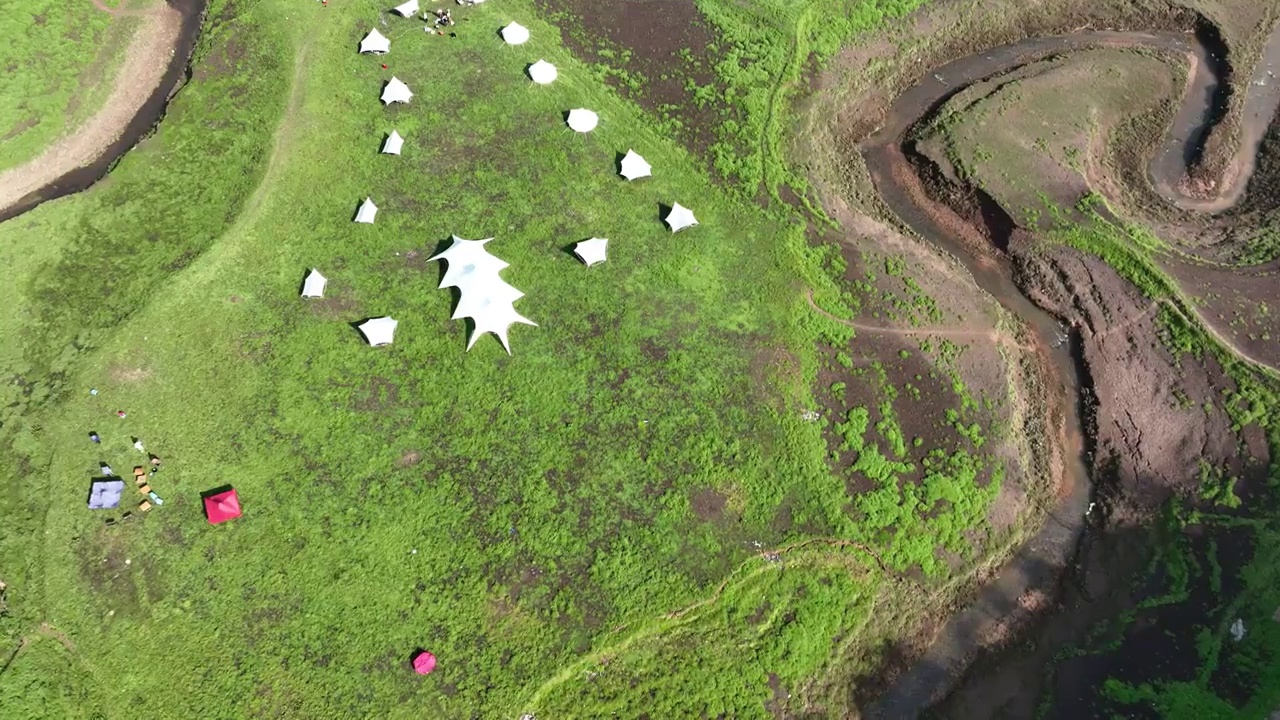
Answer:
[0, 5, 183, 212]
[532, 0, 722, 155]
[690, 487, 727, 521]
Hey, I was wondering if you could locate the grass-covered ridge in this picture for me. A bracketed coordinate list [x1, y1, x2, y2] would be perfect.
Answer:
[0, 1, 142, 171]
[0, 0, 1018, 717]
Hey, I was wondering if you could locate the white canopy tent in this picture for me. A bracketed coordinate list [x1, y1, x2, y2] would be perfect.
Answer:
[355, 197, 378, 224]
[301, 269, 327, 298]
[359, 29, 390, 54]
[619, 149, 651, 180]
[566, 108, 598, 133]
[528, 60, 557, 85]
[664, 203, 698, 232]
[392, 0, 419, 17]
[429, 236, 536, 353]
[501, 22, 530, 45]
[573, 238, 608, 267]
[358, 317, 398, 346]
[381, 77, 413, 105]
[382, 130, 404, 155]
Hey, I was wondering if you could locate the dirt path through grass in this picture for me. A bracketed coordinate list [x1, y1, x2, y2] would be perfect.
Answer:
[805, 289, 1035, 352]
[90, 0, 167, 16]
[0, 4, 182, 213]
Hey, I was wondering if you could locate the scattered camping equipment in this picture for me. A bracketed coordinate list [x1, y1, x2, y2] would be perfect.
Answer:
[301, 269, 328, 298]
[429, 236, 536, 353]
[89, 432, 101, 443]
[138, 500, 152, 513]
[527, 60, 557, 85]
[573, 238, 608, 267]
[413, 650, 437, 675]
[664, 203, 698, 232]
[358, 317, 399, 347]
[619, 150, 651, 181]
[88, 479, 125, 510]
[149, 492, 164, 506]
[566, 109, 599, 133]
[138, 484, 152, 495]
[203, 488, 242, 525]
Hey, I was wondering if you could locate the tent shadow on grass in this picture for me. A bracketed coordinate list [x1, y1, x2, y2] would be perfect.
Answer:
[657, 202, 672, 226]
[430, 236, 453, 287]
[559, 242, 581, 261]
[199, 485, 235, 522]
[614, 151, 627, 176]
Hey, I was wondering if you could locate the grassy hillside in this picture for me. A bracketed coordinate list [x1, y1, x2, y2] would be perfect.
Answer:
[0, 0, 1024, 716]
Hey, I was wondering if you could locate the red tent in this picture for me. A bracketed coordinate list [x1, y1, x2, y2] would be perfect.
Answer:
[204, 489, 242, 524]
[412, 651, 436, 675]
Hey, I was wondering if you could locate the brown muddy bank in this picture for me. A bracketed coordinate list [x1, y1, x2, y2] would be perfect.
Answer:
[853, 18, 1280, 718]
[0, 0, 207, 223]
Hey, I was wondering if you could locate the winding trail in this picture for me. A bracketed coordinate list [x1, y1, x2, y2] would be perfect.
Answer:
[853, 22, 1280, 720]
[805, 290, 1036, 352]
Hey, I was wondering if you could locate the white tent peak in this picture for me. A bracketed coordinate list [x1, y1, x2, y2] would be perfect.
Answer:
[358, 317, 398, 346]
[619, 149, 651, 180]
[664, 203, 697, 232]
[392, 0, 419, 17]
[382, 130, 404, 155]
[528, 60, 557, 85]
[381, 77, 413, 105]
[355, 198, 378, 224]
[566, 108, 599, 133]
[301, 269, 327, 298]
[501, 22, 530, 45]
[429, 236, 510, 288]
[574, 238, 608, 267]
[429, 236, 535, 354]
[360, 29, 390, 54]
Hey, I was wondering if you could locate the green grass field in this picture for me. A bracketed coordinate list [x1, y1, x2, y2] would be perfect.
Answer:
[0, 1, 146, 171]
[0, 0, 1032, 716]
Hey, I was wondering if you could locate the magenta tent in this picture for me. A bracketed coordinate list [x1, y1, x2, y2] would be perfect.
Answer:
[412, 650, 436, 675]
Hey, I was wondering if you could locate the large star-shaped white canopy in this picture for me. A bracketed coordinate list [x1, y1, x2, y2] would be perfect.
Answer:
[429, 236, 535, 353]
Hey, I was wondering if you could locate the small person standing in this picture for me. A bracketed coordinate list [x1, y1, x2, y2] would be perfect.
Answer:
[133, 438, 145, 453]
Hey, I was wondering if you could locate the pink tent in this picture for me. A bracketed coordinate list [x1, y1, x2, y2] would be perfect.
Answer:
[204, 489, 242, 525]
[412, 651, 436, 675]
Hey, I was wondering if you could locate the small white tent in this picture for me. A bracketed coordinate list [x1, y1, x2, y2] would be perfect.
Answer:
[355, 198, 378, 224]
[381, 77, 413, 105]
[392, 0, 419, 17]
[528, 60, 557, 85]
[430, 236, 536, 354]
[566, 108, 599, 133]
[301, 269, 327, 298]
[358, 317, 398, 346]
[619, 149, 651, 181]
[501, 22, 530, 45]
[382, 130, 404, 155]
[359, 29, 390, 54]
[573, 238, 608, 267]
[664, 203, 698, 232]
